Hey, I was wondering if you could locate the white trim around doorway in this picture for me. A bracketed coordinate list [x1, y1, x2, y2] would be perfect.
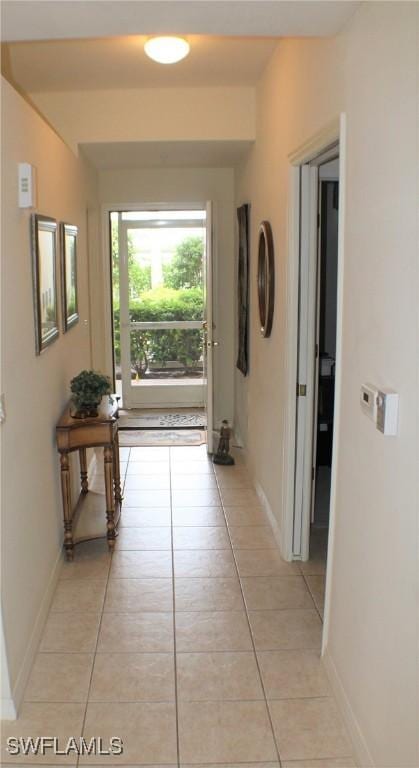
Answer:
[100, 201, 208, 384]
[282, 115, 347, 655]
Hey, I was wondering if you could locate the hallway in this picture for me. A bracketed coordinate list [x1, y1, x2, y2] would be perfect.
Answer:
[2, 446, 354, 766]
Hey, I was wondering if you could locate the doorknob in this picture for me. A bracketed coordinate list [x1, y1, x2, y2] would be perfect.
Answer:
[207, 341, 219, 348]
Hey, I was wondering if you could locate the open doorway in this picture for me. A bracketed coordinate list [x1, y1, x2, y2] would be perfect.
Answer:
[109, 205, 215, 451]
[308, 161, 339, 600]
[293, 147, 340, 615]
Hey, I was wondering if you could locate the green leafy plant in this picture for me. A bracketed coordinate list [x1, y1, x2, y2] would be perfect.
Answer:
[70, 370, 111, 415]
[111, 226, 205, 376]
[163, 236, 204, 289]
[111, 220, 151, 301]
[113, 287, 204, 371]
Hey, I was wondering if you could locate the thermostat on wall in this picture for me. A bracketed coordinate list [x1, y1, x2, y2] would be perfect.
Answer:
[360, 383, 378, 421]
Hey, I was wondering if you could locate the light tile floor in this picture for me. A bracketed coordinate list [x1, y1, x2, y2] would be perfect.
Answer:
[1, 445, 356, 767]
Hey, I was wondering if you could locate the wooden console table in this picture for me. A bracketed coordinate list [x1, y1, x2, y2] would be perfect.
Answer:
[56, 399, 122, 561]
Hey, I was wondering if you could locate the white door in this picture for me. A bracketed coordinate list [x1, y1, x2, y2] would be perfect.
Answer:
[203, 201, 215, 453]
[310, 181, 323, 524]
[293, 145, 340, 560]
[117, 209, 208, 410]
[293, 164, 319, 559]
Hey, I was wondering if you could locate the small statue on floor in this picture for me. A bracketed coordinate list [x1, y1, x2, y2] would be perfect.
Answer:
[213, 419, 235, 465]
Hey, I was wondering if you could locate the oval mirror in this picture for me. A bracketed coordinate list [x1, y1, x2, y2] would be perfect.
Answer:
[257, 221, 275, 337]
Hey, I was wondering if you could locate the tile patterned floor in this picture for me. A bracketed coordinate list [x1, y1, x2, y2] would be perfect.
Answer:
[1, 446, 356, 767]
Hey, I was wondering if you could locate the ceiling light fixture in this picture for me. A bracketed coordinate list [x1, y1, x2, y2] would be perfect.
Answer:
[144, 36, 190, 64]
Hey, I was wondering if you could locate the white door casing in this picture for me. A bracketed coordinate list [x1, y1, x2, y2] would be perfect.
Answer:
[118, 210, 208, 409]
[310, 181, 323, 525]
[203, 200, 214, 454]
[292, 141, 340, 559]
[293, 164, 319, 560]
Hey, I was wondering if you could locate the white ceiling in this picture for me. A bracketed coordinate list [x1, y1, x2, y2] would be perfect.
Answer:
[1, 1, 360, 42]
[1, 1, 359, 169]
[80, 140, 254, 170]
[4, 36, 279, 91]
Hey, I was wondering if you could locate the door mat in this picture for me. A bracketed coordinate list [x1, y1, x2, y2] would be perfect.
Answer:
[118, 429, 207, 447]
[118, 409, 206, 429]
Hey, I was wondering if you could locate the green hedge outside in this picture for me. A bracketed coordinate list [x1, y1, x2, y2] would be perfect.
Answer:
[113, 287, 204, 375]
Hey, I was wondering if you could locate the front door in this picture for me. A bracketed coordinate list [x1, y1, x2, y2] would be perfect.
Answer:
[112, 208, 213, 442]
[203, 201, 214, 453]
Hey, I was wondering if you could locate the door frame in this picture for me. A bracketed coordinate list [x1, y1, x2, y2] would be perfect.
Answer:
[117, 212, 207, 409]
[101, 200, 209, 384]
[296, 149, 340, 561]
[282, 115, 346, 651]
[310, 177, 340, 527]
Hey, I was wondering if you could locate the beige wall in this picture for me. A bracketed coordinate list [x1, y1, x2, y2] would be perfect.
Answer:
[97, 167, 236, 427]
[0, 78, 98, 711]
[1, 4, 418, 760]
[31, 87, 255, 153]
[235, 4, 418, 766]
[235, 32, 343, 504]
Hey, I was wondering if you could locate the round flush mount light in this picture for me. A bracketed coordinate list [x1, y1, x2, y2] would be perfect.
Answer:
[144, 36, 190, 64]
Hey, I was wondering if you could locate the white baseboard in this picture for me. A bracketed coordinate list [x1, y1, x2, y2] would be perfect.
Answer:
[3, 451, 96, 720]
[235, 457, 373, 765]
[7, 548, 63, 720]
[232, 427, 244, 449]
[322, 647, 374, 767]
[1, 696, 17, 720]
[253, 480, 287, 560]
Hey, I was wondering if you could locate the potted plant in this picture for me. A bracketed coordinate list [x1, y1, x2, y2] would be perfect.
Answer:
[70, 369, 111, 418]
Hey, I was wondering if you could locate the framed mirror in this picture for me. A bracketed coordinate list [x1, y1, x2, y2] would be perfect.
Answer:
[61, 223, 79, 331]
[31, 214, 59, 354]
[257, 220, 275, 337]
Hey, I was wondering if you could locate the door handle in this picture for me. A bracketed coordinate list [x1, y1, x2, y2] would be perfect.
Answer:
[207, 341, 219, 348]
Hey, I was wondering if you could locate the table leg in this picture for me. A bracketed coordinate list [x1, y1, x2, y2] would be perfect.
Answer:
[79, 447, 88, 494]
[60, 452, 74, 561]
[113, 431, 123, 504]
[104, 445, 116, 551]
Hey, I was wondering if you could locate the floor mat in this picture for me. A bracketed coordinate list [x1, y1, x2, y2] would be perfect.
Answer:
[119, 429, 207, 446]
[118, 409, 206, 429]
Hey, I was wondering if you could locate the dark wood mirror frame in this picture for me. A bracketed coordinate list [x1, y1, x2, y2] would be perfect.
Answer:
[257, 220, 275, 337]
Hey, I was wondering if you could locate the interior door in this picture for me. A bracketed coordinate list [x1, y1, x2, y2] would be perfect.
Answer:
[293, 164, 319, 559]
[203, 201, 215, 453]
[293, 147, 339, 559]
[310, 180, 323, 523]
[117, 210, 206, 410]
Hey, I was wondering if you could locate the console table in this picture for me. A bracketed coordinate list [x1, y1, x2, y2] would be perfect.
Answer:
[56, 399, 122, 560]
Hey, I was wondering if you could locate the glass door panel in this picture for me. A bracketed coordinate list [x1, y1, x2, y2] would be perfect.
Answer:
[112, 210, 207, 409]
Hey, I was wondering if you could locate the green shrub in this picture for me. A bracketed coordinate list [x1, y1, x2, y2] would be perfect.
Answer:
[113, 287, 204, 372]
[163, 236, 204, 289]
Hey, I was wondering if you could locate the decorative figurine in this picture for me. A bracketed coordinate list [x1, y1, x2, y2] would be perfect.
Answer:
[213, 419, 235, 465]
